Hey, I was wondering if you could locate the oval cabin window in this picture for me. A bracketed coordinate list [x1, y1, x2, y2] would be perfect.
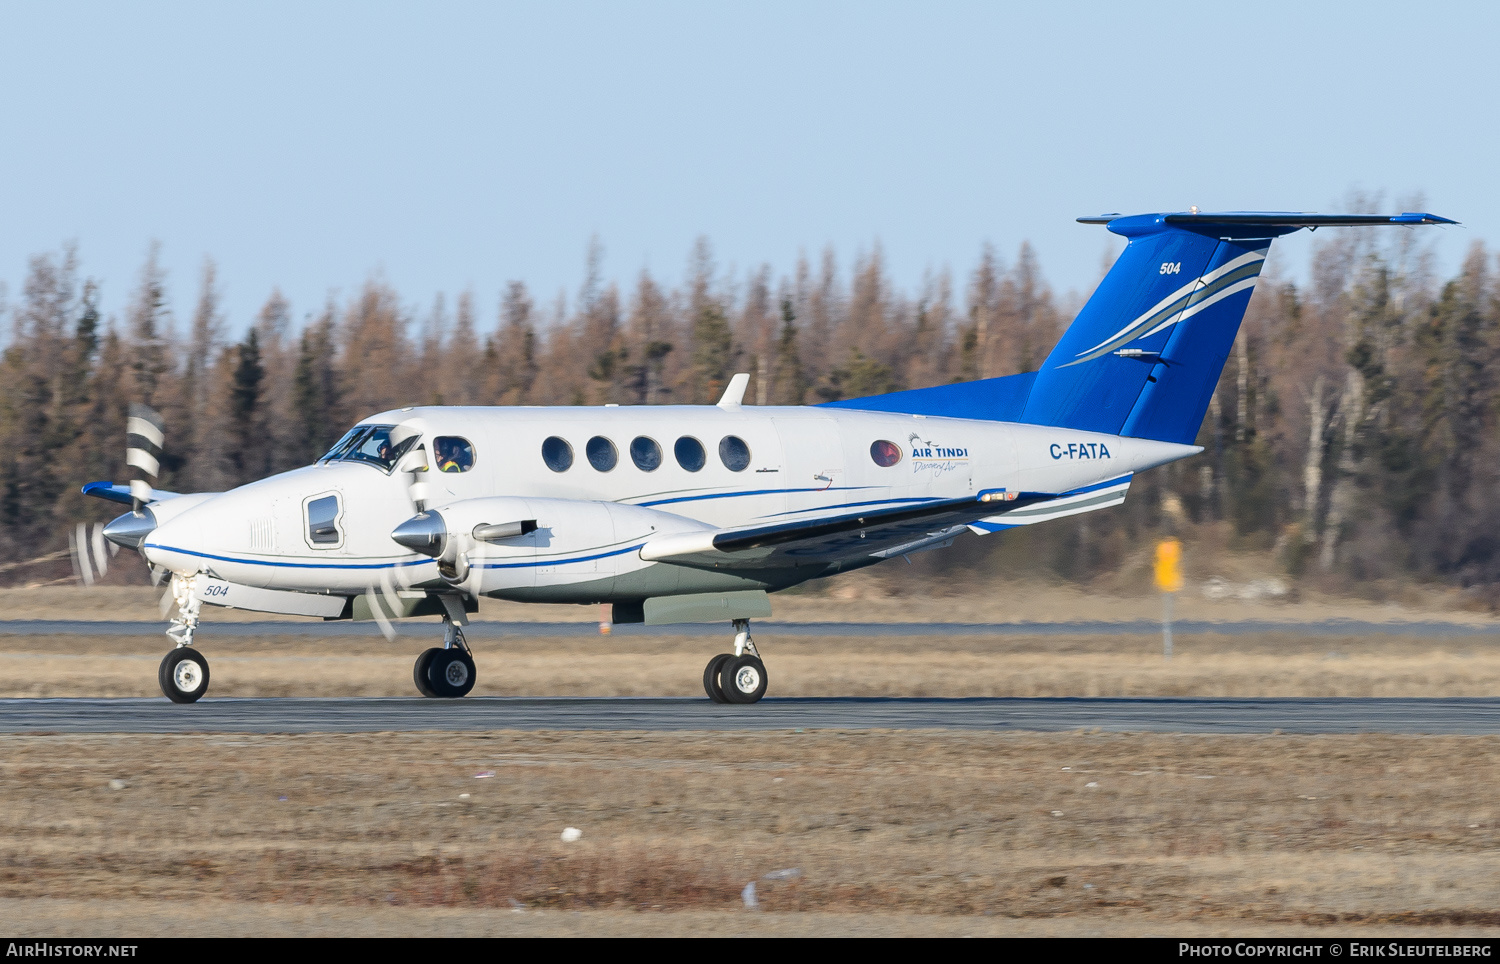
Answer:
[432, 436, 475, 473]
[719, 436, 751, 472]
[541, 436, 573, 472]
[630, 436, 662, 472]
[870, 440, 902, 467]
[586, 436, 618, 472]
[674, 436, 706, 472]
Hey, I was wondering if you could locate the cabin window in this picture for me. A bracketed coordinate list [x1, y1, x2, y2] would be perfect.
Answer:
[719, 435, 751, 472]
[586, 436, 618, 472]
[305, 494, 342, 547]
[541, 436, 573, 472]
[870, 440, 902, 467]
[630, 436, 662, 472]
[432, 436, 475, 473]
[674, 436, 706, 472]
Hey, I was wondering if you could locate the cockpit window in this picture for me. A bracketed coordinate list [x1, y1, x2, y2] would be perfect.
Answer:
[319, 424, 417, 472]
[321, 428, 364, 462]
[433, 436, 475, 473]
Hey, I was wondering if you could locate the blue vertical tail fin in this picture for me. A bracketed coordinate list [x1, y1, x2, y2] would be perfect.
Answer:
[824, 211, 1455, 444]
[1019, 211, 1453, 443]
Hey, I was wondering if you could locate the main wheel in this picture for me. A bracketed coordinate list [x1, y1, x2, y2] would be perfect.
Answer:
[159, 647, 210, 703]
[413, 648, 442, 698]
[703, 653, 733, 703]
[719, 654, 767, 704]
[426, 648, 477, 698]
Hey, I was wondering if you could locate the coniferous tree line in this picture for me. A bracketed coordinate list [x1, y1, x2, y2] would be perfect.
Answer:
[3, 210, 1498, 598]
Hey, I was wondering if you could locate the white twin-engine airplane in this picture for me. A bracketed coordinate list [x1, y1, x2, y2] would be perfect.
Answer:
[85, 210, 1454, 703]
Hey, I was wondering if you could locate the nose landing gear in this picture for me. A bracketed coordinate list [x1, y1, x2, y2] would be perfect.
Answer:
[413, 613, 477, 698]
[703, 618, 768, 704]
[159, 574, 211, 703]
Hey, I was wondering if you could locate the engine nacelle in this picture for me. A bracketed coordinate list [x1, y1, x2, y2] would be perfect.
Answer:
[391, 496, 711, 597]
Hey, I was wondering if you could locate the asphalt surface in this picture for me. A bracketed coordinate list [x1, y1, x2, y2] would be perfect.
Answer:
[6, 619, 1500, 638]
[5, 695, 1500, 734]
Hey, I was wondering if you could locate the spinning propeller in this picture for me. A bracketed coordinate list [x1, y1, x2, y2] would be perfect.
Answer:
[66, 521, 116, 587]
[126, 403, 165, 513]
[70, 404, 167, 587]
[363, 422, 430, 640]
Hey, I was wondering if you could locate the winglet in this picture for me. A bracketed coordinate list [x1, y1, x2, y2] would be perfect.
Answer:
[717, 372, 750, 409]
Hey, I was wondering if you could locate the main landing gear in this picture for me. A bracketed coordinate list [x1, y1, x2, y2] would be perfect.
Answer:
[703, 619, 768, 704]
[413, 613, 476, 698]
[160, 573, 210, 703]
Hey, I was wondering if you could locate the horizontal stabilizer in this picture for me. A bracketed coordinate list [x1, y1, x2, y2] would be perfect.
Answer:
[1078, 211, 1458, 232]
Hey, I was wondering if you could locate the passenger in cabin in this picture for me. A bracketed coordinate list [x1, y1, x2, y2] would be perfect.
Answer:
[434, 437, 472, 473]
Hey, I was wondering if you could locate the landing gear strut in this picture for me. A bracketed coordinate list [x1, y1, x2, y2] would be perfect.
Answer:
[159, 574, 210, 703]
[703, 618, 768, 704]
[413, 613, 476, 698]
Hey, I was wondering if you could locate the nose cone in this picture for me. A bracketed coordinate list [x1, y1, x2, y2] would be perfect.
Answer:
[103, 508, 157, 550]
[392, 511, 447, 557]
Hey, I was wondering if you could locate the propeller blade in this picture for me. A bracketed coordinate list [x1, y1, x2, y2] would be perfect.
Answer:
[90, 523, 109, 579]
[158, 585, 176, 618]
[126, 403, 166, 512]
[365, 587, 398, 641]
[125, 449, 160, 478]
[125, 413, 165, 449]
[67, 527, 87, 586]
[75, 523, 94, 586]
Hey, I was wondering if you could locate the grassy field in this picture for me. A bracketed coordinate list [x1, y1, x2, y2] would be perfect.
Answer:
[4, 730, 1500, 936]
[3, 629, 1499, 699]
[6, 583, 1499, 936]
[4, 575, 1498, 626]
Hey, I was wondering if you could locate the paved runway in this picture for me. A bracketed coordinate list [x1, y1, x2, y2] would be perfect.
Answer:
[5, 619, 1499, 638]
[5, 695, 1500, 734]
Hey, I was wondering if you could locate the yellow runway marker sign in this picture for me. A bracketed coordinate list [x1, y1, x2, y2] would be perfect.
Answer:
[1154, 538, 1183, 593]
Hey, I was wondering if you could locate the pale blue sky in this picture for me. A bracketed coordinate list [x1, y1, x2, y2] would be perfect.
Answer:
[0, 0, 1490, 333]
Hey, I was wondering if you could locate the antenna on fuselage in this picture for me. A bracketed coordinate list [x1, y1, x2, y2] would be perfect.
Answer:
[717, 372, 750, 410]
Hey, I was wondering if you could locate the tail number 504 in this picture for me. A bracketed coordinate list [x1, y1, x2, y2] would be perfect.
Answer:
[1159, 262, 1182, 275]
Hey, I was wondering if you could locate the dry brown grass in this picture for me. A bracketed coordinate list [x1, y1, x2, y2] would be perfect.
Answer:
[2, 630, 1498, 698]
[4, 731, 1500, 935]
[5, 574, 1498, 626]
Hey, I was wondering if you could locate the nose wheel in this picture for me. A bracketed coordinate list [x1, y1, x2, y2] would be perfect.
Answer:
[159, 647, 210, 703]
[702, 619, 768, 703]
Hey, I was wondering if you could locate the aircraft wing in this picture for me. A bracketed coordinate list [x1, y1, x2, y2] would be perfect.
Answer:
[640, 489, 1054, 571]
[81, 481, 184, 505]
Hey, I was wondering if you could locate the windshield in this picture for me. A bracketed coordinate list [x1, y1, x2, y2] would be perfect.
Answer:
[318, 424, 418, 472]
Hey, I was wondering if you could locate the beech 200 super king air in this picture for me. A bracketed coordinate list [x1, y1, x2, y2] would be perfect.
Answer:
[84, 210, 1455, 703]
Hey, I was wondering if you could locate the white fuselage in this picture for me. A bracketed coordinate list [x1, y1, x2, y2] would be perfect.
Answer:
[139, 403, 1194, 607]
